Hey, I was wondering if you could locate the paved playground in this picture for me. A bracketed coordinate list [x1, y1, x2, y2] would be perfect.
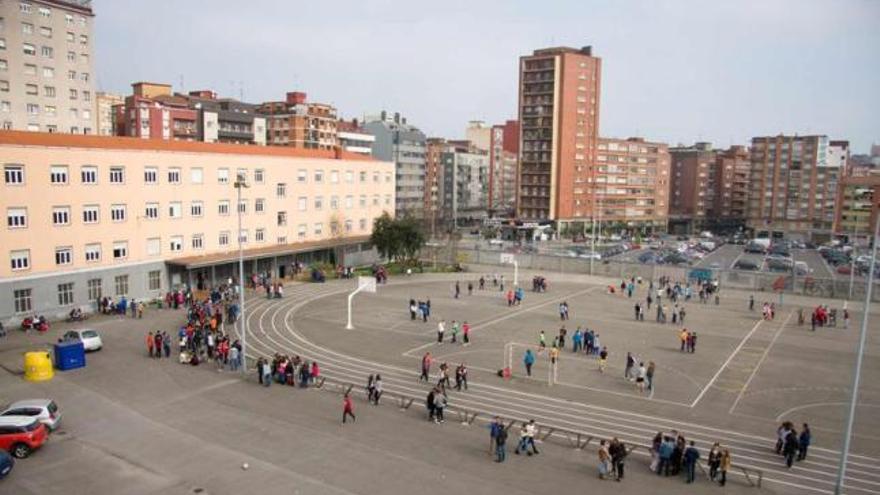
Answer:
[1, 267, 878, 495]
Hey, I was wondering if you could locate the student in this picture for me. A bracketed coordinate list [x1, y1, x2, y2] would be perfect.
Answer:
[708, 442, 722, 481]
[684, 441, 700, 483]
[494, 421, 508, 462]
[342, 393, 356, 424]
[462, 321, 471, 345]
[719, 449, 731, 486]
[523, 349, 535, 377]
[598, 346, 608, 373]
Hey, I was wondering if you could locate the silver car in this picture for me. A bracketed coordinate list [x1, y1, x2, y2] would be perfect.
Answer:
[0, 399, 61, 431]
[63, 328, 103, 351]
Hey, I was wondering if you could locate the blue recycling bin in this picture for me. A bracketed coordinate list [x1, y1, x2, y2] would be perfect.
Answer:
[53, 341, 85, 371]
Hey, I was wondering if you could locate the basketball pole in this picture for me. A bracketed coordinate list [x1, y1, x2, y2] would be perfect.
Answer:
[346, 277, 375, 330]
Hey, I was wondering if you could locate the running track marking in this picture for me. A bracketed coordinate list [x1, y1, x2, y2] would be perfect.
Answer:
[689, 316, 765, 407]
[729, 310, 794, 414]
[775, 402, 880, 423]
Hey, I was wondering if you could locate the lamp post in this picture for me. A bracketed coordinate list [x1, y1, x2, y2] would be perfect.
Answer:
[234, 174, 249, 373]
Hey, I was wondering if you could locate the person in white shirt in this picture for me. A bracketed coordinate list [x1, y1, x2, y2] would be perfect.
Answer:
[437, 320, 446, 343]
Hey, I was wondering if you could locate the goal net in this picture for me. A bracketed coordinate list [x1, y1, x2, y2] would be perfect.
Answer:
[503, 341, 558, 385]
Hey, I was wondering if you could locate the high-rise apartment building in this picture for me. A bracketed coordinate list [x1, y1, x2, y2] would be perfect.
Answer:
[114, 82, 198, 140]
[712, 145, 750, 227]
[488, 120, 519, 216]
[439, 140, 489, 226]
[95, 91, 121, 136]
[594, 137, 670, 231]
[363, 112, 426, 219]
[0, 0, 96, 134]
[517, 46, 601, 224]
[747, 135, 845, 238]
[835, 175, 880, 239]
[259, 92, 337, 150]
[465, 121, 491, 151]
[337, 118, 375, 156]
[424, 137, 445, 233]
[184, 90, 266, 146]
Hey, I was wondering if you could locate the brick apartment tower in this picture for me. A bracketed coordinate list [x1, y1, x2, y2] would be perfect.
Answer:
[516, 46, 601, 224]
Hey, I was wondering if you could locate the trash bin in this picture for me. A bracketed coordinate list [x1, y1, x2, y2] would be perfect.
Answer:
[23, 351, 54, 382]
[53, 341, 85, 371]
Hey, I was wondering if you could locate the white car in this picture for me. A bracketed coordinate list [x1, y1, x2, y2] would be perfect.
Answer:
[62, 328, 103, 351]
[0, 399, 61, 431]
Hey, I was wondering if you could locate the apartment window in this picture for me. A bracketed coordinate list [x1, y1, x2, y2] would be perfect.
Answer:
[218, 200, 229, 215]
[236, 168, 247, 183]
[217, 168, 229, 184]
[43, 85, 54, 98]
[191, 234, 204, 250]
[0, 60, 5, 72]
[22, 23, 34, 34]
[23, 43, 35, 56]
[20, 2, 33, 14]
[26, 103, 38, 115]
[372, 194, 379, 206]
[168, 201, 182, 218]
[38, 6, 50, 17]
[49, 165, 68, 184]
[169, 236, 183, 252]
[254, 168, 264, 183]
[298, 196, 307, 211]
[110, 204, 126, 222]
[87, 279, 101, 300]
[110, 241, 127, 260]
[345, 170, 354, 183]
[0, 39, 4, 51]
[373, 171, 379, 183]
[218, 231, 230, 247]
[276, 182, 286, 198]
[277, 211, 287, 226]
[314, 196, 323, 210]
[69, 88, 77, 99]
[80, 72, 88, 83]
[254, 198, 265, 213]
[359, 171, 367, 183]
[330, 221, 339, 236]
[314, 222, 323, 236]
[237, 199, 247, 214]
[345, 195, 353, 209]
[314, 169, 323, 182]
[190, 167, 203, 184]
[55, 246, 72, 265]
[297, 169, 307, 183]
[238, 229, 248, 244]
[345, 220, 353, 233]
[190, 201, 203, 217]
[25, 83, 37, 95]
[0, 80, 7, 92]
[79, 34, 87, 46]
[330, 196, 339, 210]
[13, 288, 32, 313]
[277, 236, 287, 245]
[84, 243, 100, 262]
[297, 223, 307, 239]
[144, 202, 159, 220]
[114, 274, 129, 296]
[10, 249, 29, 270]
[42, 66, 54, 78]
[39, 26, 51, 37]
[330, 170, 339, 183]
[52, 206, 70, 225]
[66, 31, 74, 42]
[80, 53, 88, 64]
[0, 101, 8, 112]
[56, 282, 74, 306]
[385, 195, 391, 205]
[165, 167, 181, 184]
[5, 164, 24, 184]
[359, 218, 367, 231]
[109, 166, 124, 184]
[255, 228, 265, 243]
[146, 270, 161, 291]
[43, 105, 55, 116]
[7, 207, 26, 228]
[81, 165, 97, 184]
[66, 51, 74, 62]
[82, 204, 99, 224]
[385, 172, 392, 183]
[359, 195, 366, 207]
[136, 235, 157, 257]
[40, 46, 52, 58]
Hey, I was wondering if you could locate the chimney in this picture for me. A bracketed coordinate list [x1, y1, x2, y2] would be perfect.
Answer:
[581, 45, 593, 56]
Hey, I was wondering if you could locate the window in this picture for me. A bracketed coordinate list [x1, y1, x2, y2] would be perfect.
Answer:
[359, 171, 367, 183]
[372, 171, 379, 183]
[169, 236, 183, 252]
[69, 88, 77, 99]
[0, 39, 4, 51]
[330, 170, 339, 183]
[164, 167, 181, 184]
[81, 165, 97, 184]
[84, 243, 100, 262]
[7, 207, 26, 228]
[217, 168, 229, 184]
[190, 201, 203, 217]
[254, 168, 264, 183]
[25, 83, 37, 95]
[297, 224, 307, 239]
[359, 218, 367, 231]
[314, 169, 323, 183]
[66, 31, 74, 42]
[50, 165, 68, 184]
[0, 60, 5, 72]
[359, 195, 366, 207]
[314, 196, 323, 210]
[10, 249, 29, 270]
[276, 182, 286, 198]
[114, 275, 129, 296]
[23, 43, 36, 56]
[236, 169, 247, 183]
[39, 26, 51, 37]
[277, 236, 287, 245]
[345, 195, 353, 209]
[55, 246, 72, 265]
[146, 237, 162, 256]
[298, 196, 307, 211]
[345, 170, 353, 183]
[237, 199, 247, 214]
[52, 206, 70, 225]
[345, 220, 353, 233]
[144, 202, 159, 219]
[314, 222, 324, 236]
[168, 201, 181, 218]
[218, 200, 229, 216]
[66, 51, 74, 62]
[255, 229, 265, 243]
[4, 165, 23, 184]
[109, 166, 124, 184]
[22, 23, 34, 34]
[40, 46, 52, 58]
[42, 67, 55, 78]
[385, 172, 392, 183]
[190, 167, 203, 184]
[0, 80, 7, 92]
[82, 204, 99, 224]
[14, 288, 32, 313]
[113, 241, 128, 260]
[0, 101, 8, 112]
[43, 85, 54, 97]
[297, 169, 307, 183]
[87, 279, 101, 300]
[254, 198, 265, 213]
[218, 231, 229, 247]
[110, 204, 126, 222]
[79, 34, 87, 46]
[385, 195, 392, 205]
[39, 6, 50, 17]
[26, 102, 39, 115]
[148, 270, 161, 291]
[65, 14, 73, 25]
[238, 229, 248, 244]
[67, 69, 75, 80]
[191, 234, 204, 250]
[144, 167, 159, 184]
[331, 196, 339, 210]
[277, 211, 287, 226]
[331, 221, 339, 236]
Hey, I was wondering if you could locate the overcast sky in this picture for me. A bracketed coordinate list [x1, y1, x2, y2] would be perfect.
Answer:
[94, 0, 879, 153]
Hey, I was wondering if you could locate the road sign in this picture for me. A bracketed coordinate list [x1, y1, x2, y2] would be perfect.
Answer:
[358, 276, 377, 294]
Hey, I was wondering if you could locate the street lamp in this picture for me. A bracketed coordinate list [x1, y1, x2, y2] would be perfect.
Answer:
[234, 173, 249, 373]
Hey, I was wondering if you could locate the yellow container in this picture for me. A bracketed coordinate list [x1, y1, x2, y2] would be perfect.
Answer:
[23, 351, 54, 382]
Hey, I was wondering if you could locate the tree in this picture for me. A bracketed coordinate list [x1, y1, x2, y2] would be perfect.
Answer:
[370, 212, 426, 263]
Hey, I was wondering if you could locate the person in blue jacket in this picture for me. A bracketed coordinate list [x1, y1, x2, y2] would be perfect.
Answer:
[523, 349, 535, 377]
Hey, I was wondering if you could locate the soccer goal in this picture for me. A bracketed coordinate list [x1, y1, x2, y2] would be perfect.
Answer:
[503, 341, 558, 386]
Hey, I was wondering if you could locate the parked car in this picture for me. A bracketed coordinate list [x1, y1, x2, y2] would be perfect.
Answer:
[0, 399, 61, 432]
[734, 259, 760, 271]
[837, 265, 854, 275]
[744, 242, 767, 254]
[794, 261, 811, 276]
[62, 329, 102, 352]
[0, 450, 13, 479]
[767, 259, 793, 272]
[0, 417, 48, 458]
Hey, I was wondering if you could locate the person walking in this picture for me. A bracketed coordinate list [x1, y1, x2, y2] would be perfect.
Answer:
[646, 361, 655, 391]
[523, 349, 535, 377]
[451, 320, 459, 343]
[420, 352, 432, 382]
[462, 321, 471, 345]
[454, 281, 460, 299]
[489, 416, 503, 455]
[538, 330, 546, 351]
[433, 390, 447, 423]
[598, 439, 612, 480]
[146, 331, 155, 357]
[494, 421, 508, 462]
[749, 294, 755, 311]
[437, 320, 446, 343]
[372, 375, 383, 405]
[609, 437, 627, 481]
[784, 428, 799, 468]
[598, 346, 608, 373]
[514, 420, 539, 456]
[260, 358, 272, 387]
[708, 442, 722, 481]
[342, 393, 356, 424]
[636, 362, 647, 393]
[679, 328, 688, 352]
[163, 332, 171, 358]
[657, 436, 674, 476]
[719, 449, 731, 486]
[154, 332, 163, 359]
[683, 441, 700, 483]
[624, 352, 635, 381]
[798, 423, 811, 461]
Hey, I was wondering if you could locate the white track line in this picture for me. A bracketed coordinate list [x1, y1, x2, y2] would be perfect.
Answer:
[729, 311, 794, 414]
[690, 317, 765, 407]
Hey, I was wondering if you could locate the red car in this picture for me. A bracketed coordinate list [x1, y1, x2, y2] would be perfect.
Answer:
[0, 417, 48, 458]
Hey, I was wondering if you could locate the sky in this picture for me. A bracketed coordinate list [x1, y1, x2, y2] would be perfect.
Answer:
[94, 0, 879, 153]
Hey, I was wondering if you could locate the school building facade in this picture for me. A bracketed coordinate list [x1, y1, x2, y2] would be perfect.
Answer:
[0, 131, 395, 322]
